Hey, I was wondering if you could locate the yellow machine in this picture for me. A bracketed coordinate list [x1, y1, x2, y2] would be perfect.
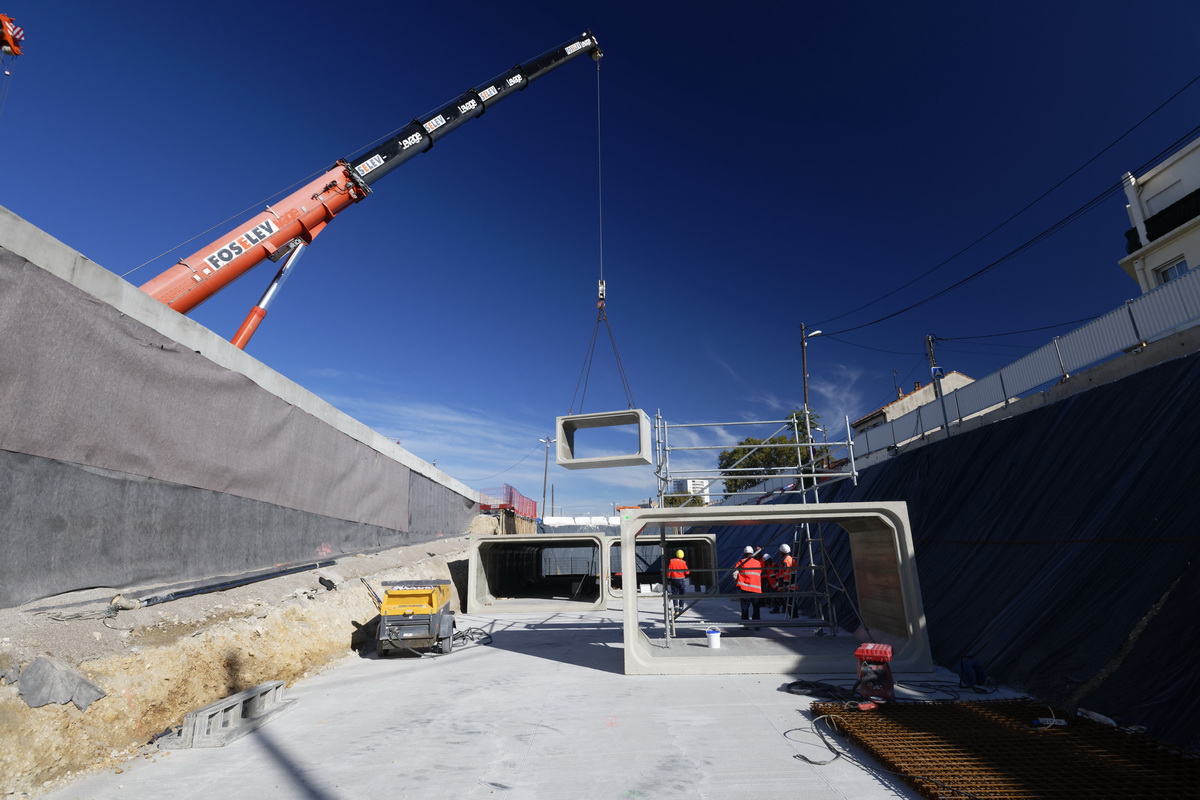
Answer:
[376, 579, 456, 656]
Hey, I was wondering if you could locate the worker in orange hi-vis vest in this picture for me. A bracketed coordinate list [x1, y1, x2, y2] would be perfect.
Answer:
[733, 546, 762, 622]
[666, 550, 689, 616]
[777, 543, 797, 617]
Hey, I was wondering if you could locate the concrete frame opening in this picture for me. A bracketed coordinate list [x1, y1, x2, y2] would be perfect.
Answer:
[606, 535, 716, 599]
[619, 502, 932, 676]
[468, 534, 605, 613]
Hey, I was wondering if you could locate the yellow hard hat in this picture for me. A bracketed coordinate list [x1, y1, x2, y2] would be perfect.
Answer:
[675, 550, 684, 559]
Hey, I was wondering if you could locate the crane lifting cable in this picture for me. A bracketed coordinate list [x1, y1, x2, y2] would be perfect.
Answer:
[568, 279, 636, 414]
[566, 60, 636, 415]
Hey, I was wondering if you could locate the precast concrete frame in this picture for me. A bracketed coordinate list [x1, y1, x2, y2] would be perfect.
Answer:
[467, 533, 607, 614]
[556, 409, 652, 469]
[620, 502, 933, 676]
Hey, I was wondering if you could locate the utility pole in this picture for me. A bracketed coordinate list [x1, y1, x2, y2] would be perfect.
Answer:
[925, 334, 942, 399]
[925, 334, 951, 435]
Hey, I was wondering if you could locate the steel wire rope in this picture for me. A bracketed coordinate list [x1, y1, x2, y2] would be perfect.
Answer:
[603, 311, 636, 409]
[566, 57, 636, 413]
[568, 316, 603, 413]
[122, 97, 469, 281]
[0, 54, 15, 124]
[815, 71, 1200, 330]
[121, 110, 431, 281]
[596, 58, 604, 285]
[120, 168, 328, 279]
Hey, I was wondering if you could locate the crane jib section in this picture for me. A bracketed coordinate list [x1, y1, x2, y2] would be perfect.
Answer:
[351, 33, 600, 187]
[138, 33, 600, 315]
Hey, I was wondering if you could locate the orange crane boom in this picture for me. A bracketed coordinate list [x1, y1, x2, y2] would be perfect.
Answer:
[138, 32, 602, 348]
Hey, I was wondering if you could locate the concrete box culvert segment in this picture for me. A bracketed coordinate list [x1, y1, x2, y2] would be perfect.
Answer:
[619, 502, 933, 676]
[467, 533, 718, 614]
[555, 409, 652, 469]
[468, 534, 608, 613]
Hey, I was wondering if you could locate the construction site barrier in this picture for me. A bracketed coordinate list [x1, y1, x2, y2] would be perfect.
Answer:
[157, 681, 296, 749]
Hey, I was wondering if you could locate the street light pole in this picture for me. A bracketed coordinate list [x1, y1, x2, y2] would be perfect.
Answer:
[800, 323, 823, 414]
[539, 437, 555, 519]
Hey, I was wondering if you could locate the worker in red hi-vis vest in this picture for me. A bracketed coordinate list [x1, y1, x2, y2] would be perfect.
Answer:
[666, 549, 689, 616]
[733, 545, 762, 622]
[761, 551, 779, 613]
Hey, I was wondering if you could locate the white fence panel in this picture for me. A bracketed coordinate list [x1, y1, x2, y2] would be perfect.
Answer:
[1129, 267, 1200, 339]
[1057, 308, 1139, 373]
[855, 274, 1200, 458]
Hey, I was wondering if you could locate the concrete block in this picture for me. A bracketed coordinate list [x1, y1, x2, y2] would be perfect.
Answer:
[556, 409, 652, 469]
[158, 681, 296, 749]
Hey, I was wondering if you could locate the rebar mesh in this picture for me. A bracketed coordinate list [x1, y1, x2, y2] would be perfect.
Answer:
[810, 699, 1199, 799]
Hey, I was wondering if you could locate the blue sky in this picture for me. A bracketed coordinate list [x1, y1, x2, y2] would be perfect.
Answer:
[3, 2, 1198, 515]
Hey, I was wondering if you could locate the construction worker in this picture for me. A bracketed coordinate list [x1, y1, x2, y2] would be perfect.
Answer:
[666, 549, 689, 616]
[777, 543, 797, 617]
[761, 552, 779, 613]
[733, 545, 762, 622]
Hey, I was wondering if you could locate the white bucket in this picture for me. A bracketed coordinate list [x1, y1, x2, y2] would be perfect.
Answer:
[706, 628, 721, 649]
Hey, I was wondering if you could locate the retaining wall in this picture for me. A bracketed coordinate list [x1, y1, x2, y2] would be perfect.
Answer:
[0, 206, 476, 607]
[800, 351, 1200, 748]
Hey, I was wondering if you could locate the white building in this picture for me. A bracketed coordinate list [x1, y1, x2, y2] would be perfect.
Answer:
[1120, 137, 1200, 292]
[669, 478, 710, 505]
[852, 372, 976, 436]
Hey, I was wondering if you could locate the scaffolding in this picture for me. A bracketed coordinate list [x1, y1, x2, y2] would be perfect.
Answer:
[653, 412, 858, 507]
[650, 413, 861, 644]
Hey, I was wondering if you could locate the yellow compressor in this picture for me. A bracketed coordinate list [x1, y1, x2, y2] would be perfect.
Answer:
[375, 579, 456, 656]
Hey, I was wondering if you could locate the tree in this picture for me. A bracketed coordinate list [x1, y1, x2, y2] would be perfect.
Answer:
[664, 492, 705, 508]
[717, 410, 825, 495]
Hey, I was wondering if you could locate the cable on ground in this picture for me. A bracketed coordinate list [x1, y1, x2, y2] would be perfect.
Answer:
[785, 713, 986, 799]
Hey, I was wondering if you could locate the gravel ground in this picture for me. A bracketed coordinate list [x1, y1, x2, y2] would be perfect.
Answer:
[0, 533, 475, 796]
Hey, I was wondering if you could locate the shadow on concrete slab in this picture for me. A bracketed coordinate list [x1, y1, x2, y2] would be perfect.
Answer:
[475, 620, 626, 675]
[251, 727, 338, 800]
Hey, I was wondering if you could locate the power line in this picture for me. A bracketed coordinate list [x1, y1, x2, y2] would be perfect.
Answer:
[820, 120, 1200, 338]
[815, 72, 1200, 332]
[463, 442, 541, 482]
[819, 333, 922, 356]
[937, 315, 1099, 341]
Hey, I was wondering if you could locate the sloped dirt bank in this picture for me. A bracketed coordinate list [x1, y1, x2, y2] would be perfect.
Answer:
[0, 535, 471, 796]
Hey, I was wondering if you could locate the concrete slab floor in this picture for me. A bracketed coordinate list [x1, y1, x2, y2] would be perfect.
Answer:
[41, 608, 992, 800]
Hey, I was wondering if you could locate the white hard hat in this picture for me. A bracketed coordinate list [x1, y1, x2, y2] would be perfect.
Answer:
[743, 545, 754, 554]
[780, 543, 791, 553]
